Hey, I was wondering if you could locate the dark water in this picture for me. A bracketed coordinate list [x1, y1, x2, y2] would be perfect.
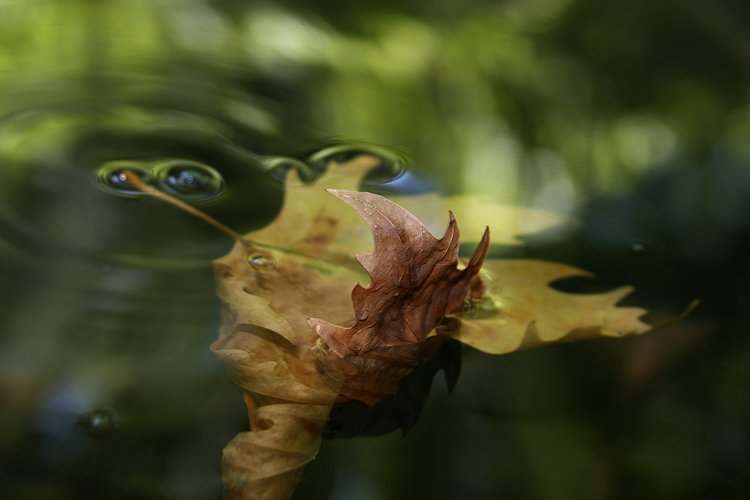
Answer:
[2, 1, 750, 499]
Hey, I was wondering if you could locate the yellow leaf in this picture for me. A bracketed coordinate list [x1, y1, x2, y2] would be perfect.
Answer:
[209, 156, 385, 499]
[120, 156, 693, 500]
[451, 259, 654, 354]
[390, 193, 574, 245]
[220, 398, 332, 500]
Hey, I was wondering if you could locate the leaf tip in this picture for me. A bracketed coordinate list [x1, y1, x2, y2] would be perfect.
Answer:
[306, 318, 322, 334]
[326, 188, 351, 197]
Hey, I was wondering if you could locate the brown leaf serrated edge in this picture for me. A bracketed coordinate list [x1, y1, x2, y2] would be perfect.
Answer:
[309, 189, 490, 405]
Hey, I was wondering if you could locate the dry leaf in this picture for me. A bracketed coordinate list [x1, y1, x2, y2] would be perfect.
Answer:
[389, 192, 575, 246]
[309, 189, 490, 405]
[209, 260, 342, 499]
[220, 397, 333, 500]
[448, 259, 657, 354]
[208, 155, 431, 499]
[121, 156, 691, 500]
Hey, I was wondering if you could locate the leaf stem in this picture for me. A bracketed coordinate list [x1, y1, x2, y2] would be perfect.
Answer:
[120, 170, 248, 246]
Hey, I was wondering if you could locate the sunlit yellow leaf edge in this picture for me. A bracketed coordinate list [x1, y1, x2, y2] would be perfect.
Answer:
[451, 259, 698, 355]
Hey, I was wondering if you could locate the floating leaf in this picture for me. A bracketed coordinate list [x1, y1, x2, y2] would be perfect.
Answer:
[390, 192, 574, 246]
[449, 259, 673, 354]
[119, 155, 692, 500]
[309, 189, 489, 405]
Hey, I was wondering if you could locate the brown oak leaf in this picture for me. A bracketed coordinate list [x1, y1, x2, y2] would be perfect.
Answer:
[309, 189, 490, 405]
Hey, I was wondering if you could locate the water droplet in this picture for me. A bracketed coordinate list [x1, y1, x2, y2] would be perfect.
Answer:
[246, 252, 275, 269]
[154, 161, 224, 200]
[78, 407, 118, 436]
[457, 295, 505, 319]
[631, 241, 648, 256]
[96, 162, 154, 197]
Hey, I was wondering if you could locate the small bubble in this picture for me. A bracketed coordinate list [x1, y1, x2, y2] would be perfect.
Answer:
[154, 161, 224, 200]
[631, 241, 648, 256]
[457, 295, 505, 319]
[246, 252, 275, 269]
[96, 163, 154, 197]
[78, 407, 118, 436]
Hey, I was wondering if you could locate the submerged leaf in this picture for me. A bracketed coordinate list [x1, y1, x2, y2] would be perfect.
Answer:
[208, 157, 387, 499]
[221, 398, 332, 500]
[309, 189, 490, 405]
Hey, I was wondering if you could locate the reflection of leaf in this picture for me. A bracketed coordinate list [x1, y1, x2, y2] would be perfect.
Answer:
[310, 189, 489, 405]
[448, 259, 656, 354]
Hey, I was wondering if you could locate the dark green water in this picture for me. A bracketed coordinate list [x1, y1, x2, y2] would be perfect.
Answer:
[2, 1, 750, 499]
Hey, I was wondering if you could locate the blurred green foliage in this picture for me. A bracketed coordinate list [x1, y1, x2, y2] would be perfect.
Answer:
[1, 0, 749, 499]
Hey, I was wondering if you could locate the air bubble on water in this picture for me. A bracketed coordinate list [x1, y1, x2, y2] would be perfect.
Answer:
[154, 160, 225, 200]
[631, 241, 648, 256]
[97, 160, 225, 200]
[96, 162, 155, 197]
[79, 407, 119, 436]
